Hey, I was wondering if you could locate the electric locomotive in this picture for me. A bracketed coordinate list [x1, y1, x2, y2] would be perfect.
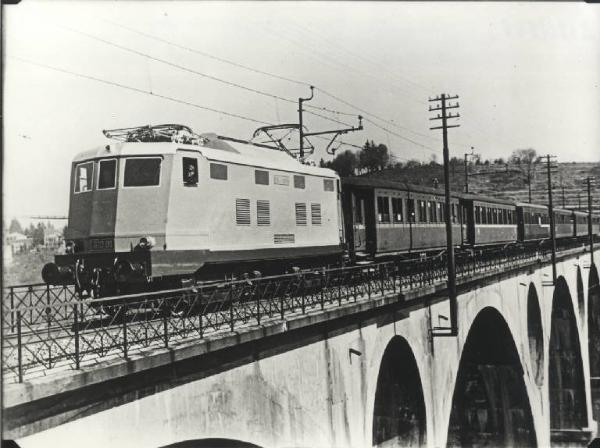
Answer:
[42, 125, 343, 297]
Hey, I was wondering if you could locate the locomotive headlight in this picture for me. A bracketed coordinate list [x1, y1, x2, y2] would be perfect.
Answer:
[65, 241, 75, 254]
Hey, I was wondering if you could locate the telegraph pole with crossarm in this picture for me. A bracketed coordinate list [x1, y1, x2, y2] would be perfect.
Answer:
[429, 93, 460, 337]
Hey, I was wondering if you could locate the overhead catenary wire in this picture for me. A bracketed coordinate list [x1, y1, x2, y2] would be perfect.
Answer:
[303, 110, 354, 128]
[10, 56, 274, 126]
[102, 18, 459, 151]
[60, 25, 297, 105]
[101, 18, 310, 87]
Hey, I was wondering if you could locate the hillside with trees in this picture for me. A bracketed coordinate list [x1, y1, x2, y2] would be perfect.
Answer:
[321, 143, 600, 213]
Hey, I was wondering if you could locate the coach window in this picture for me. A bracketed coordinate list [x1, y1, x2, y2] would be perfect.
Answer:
[354, 195, 364, 224]
[492, 209, 498, 225]
[255, 170, 269, 185]
[407, 199, 416, 223]
[418, 200, 427, 223]
[98, 159, 116, 190]
[392, 197, 403, 223]
[428, 201, 436, 223]
[475, 206, 481, 224]
[124, 158, 161, 187]
[210, 163, 228, 180]
[74, 162, 94, 193]
[182, 158, 198, 186]
[377, 196, 390, 223]
[438, 202, 445, 223]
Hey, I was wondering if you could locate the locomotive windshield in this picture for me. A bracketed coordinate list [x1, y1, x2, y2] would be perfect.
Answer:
[74, 162, 93, 193]
[124, 157, 161, 187]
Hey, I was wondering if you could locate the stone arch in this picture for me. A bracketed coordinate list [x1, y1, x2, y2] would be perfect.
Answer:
[161, 439, 263, 448]
[372, 335, 426, 447]
[447, 307, 536, 447]
[549, 276, 587, 434]
[577, 266, 585, 323]
[527, 283, 544, 387]
[588, 264, 600, 424]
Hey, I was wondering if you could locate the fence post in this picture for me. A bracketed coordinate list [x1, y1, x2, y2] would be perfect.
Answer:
[17, 310, 23, 383]
[380, 264, 385, 296]
[320, 271, 325, 310]
[367, 269, 371, 299]
[352, 271, 358, 302]
[280, 286, 285, 320]
[230, 285, 235, 332]
[163, 304, 169, 348]
[301, 276, 306, 314]
[198, 289, 204, 338]
[10, 287, 15, 333]
[73, 304, 80, 369]
[256, 283, 261, 324]
[122, 304, 128, 359]
[338, 271, 342, 306]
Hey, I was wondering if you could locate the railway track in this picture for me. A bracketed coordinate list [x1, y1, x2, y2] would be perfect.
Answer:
[2, 238, 592, 384]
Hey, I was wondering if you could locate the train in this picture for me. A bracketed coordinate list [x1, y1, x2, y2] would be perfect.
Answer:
[41, 124, 600, 298]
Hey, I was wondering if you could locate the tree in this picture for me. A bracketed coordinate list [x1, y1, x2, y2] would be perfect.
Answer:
[509, 148, 539, 203]
[359, 140, 390, 173]
[8, 218, 23, 234]
[328, 150, 358, 177]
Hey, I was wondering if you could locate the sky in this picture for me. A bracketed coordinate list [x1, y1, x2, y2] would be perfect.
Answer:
[3, 1, 600, 223]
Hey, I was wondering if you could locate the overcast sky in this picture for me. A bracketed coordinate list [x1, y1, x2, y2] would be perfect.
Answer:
[3, 1, 599, 223]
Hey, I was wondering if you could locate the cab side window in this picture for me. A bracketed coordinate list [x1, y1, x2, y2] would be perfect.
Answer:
[183, 157, 198, 186]
[98, 159, 117, 190]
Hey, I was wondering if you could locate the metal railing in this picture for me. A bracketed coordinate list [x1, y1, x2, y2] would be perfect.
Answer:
[1, 238, 587, 383]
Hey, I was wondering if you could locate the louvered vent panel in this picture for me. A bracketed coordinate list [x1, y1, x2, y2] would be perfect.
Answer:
[274, 234, 295, 244]
[236, 199, 251, 225]
[257, 200, 270, 226]
[311, 203, 322, 225]
[295, 203, 307, 225]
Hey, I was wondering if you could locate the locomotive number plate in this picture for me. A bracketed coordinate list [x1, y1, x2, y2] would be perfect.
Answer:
[90, 238, 114, 251]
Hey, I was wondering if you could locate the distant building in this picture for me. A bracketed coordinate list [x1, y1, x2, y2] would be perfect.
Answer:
[43, 229, 63, 248]
[4, 232, 33, 254]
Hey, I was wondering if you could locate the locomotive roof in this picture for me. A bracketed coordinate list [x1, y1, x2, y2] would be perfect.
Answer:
[73, 135, 338, 178]
[342, 176, 515, 205]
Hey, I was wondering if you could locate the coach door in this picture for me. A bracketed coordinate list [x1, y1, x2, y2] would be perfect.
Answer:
[352, 190, 377, 255]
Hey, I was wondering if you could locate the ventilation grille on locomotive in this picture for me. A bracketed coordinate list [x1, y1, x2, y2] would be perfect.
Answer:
[257, 200, 270, 226]
[311, 203, 322, 225]
[295, 203, 307, 225]
[274, 234, 295, 244]
[236, 199, 251, 225]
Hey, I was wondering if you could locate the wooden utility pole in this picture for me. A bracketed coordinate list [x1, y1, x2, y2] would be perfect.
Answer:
[429, 93, 460, 337]
[546, 154, 558, 283]
[587, 176, 595, 266]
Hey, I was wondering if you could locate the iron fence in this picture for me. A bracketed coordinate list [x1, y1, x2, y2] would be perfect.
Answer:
[1, 239, 589, 383]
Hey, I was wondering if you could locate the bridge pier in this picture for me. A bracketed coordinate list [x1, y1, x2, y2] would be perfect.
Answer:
[8, 249, 600, 448]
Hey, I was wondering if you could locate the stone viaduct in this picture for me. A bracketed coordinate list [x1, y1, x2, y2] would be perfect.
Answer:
[6, 248, 600, 448]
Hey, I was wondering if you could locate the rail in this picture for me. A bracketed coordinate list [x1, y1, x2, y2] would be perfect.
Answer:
[1, 239, 589, 383]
